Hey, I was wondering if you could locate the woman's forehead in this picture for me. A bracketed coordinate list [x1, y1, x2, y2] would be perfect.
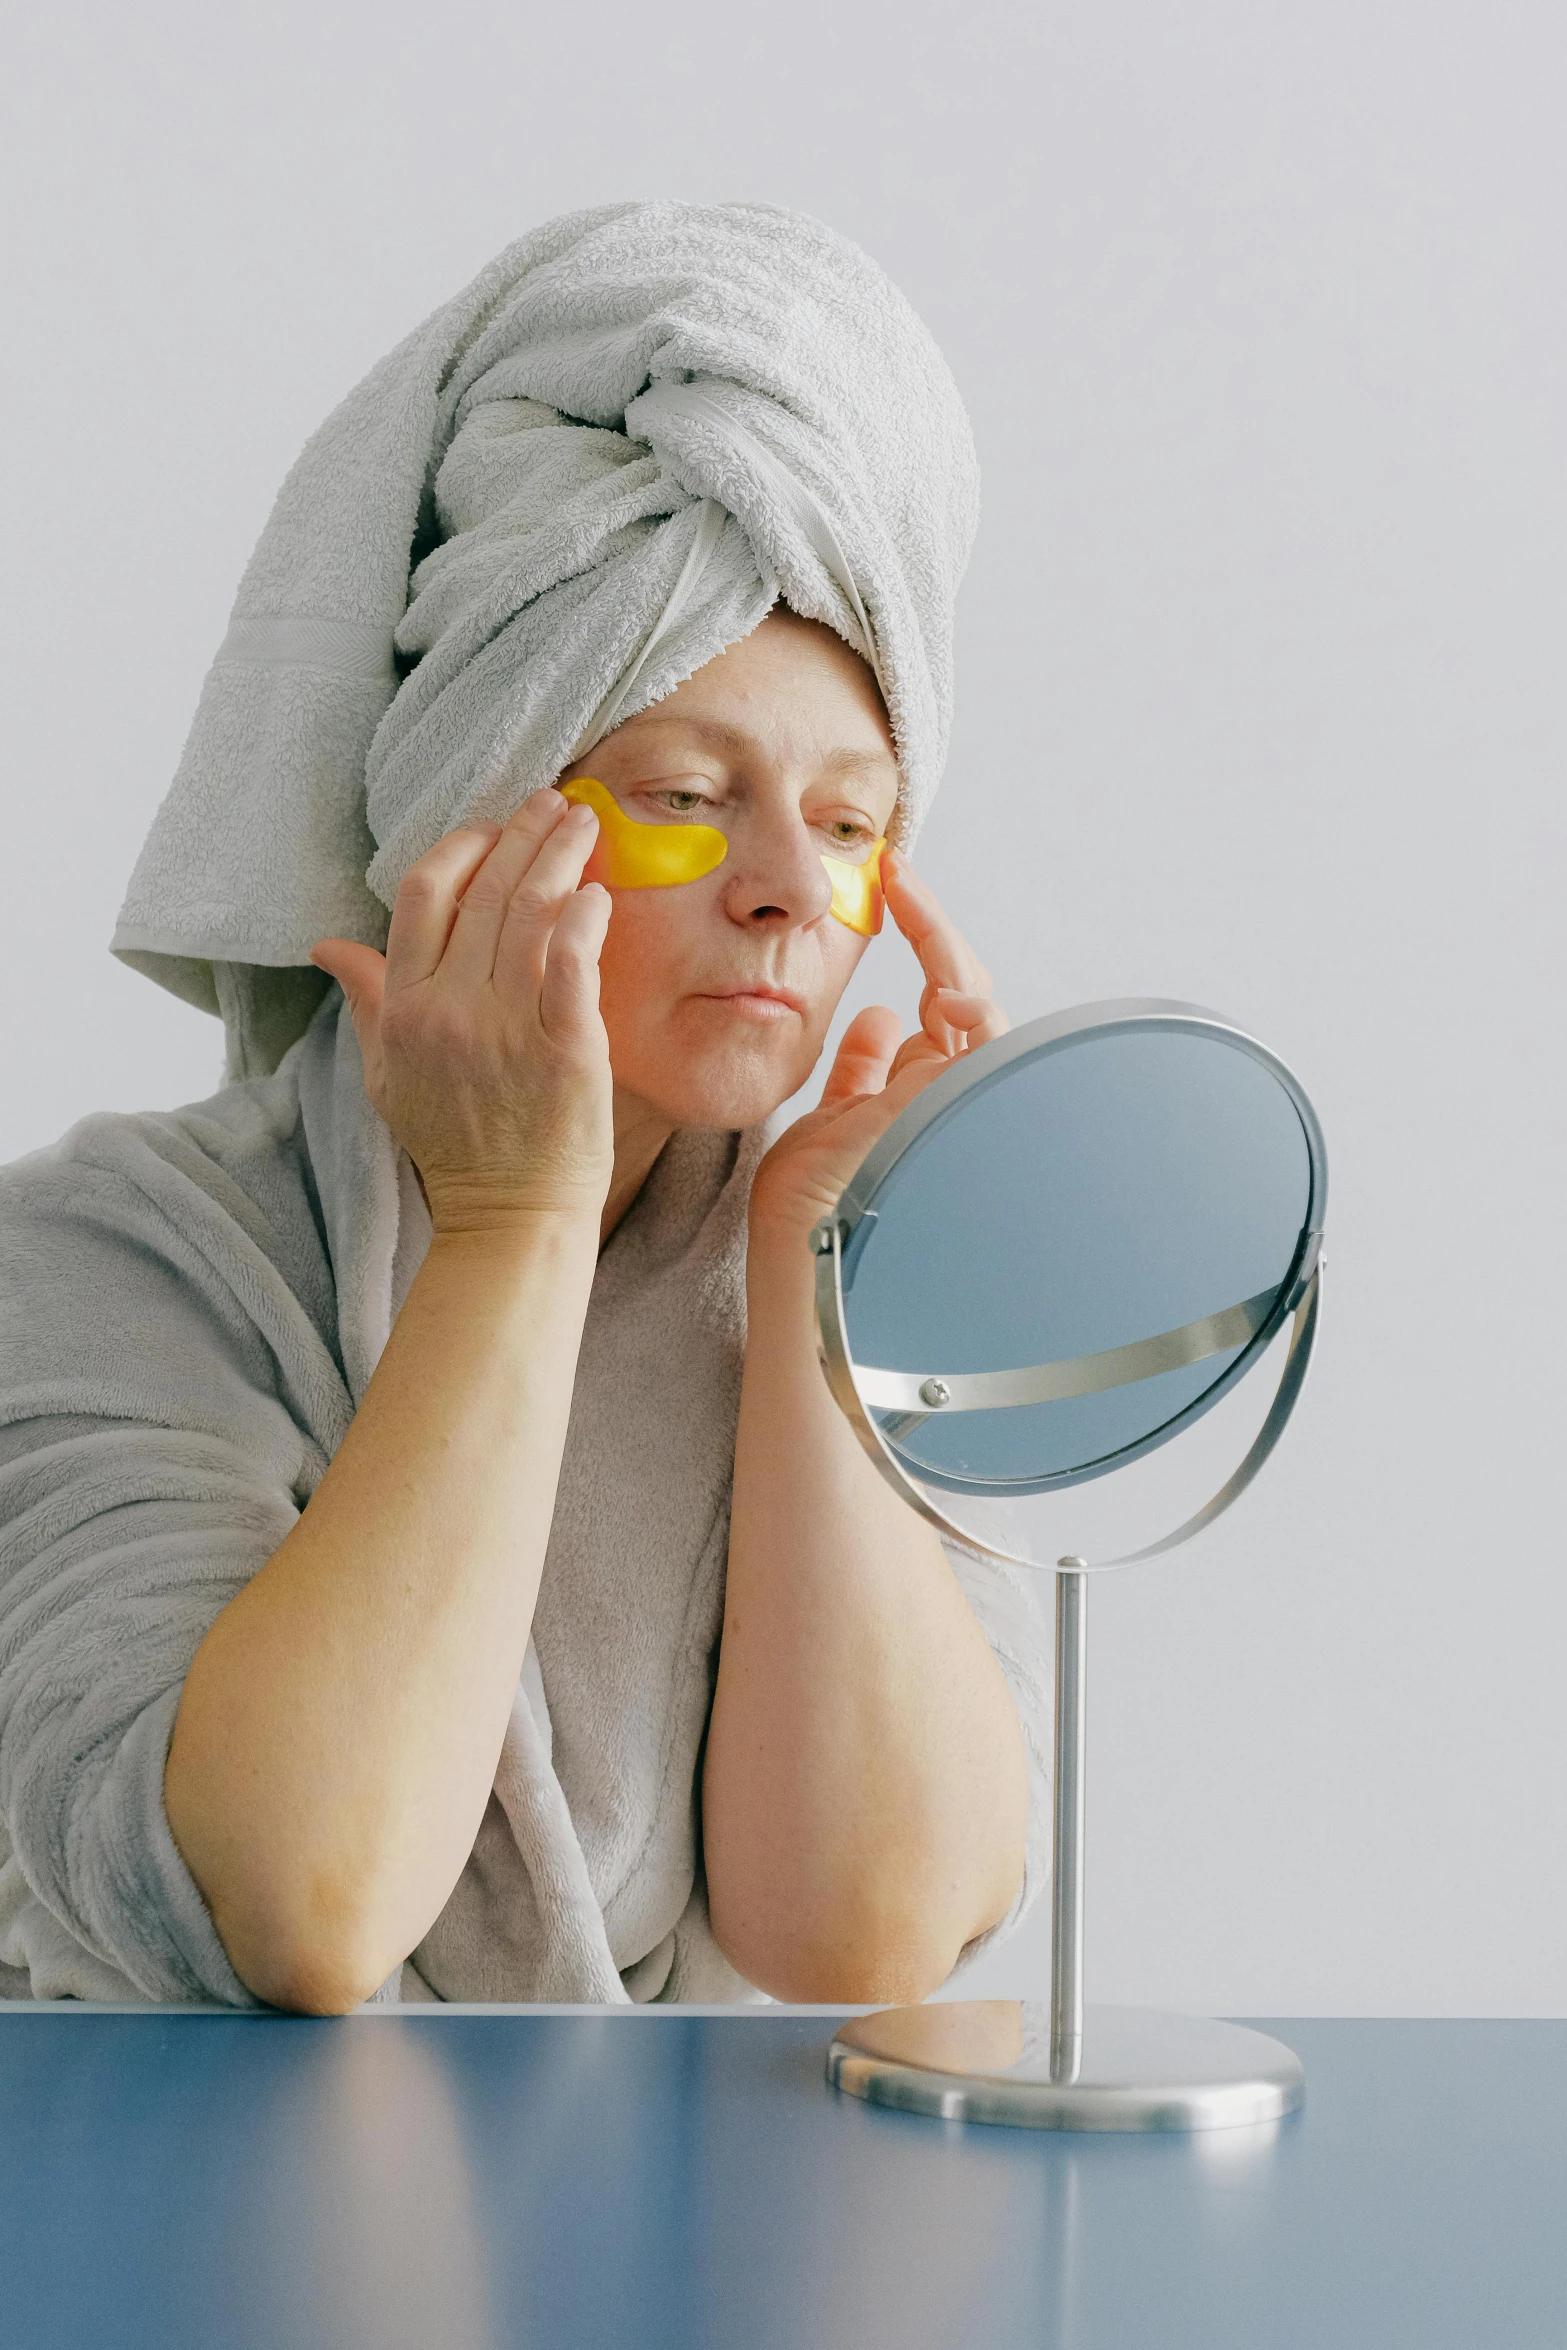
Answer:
[617, 705, 891, 764]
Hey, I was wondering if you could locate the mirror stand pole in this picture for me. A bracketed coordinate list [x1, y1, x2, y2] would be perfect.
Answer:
[1049, 1562, 1088, 2084]
[827, 1549, 1307, 2132]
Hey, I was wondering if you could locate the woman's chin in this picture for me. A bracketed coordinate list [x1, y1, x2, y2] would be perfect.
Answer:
[616, 1024, 822, 1132]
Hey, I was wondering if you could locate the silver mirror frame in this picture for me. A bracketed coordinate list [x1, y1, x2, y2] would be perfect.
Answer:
[817, 1000, 1327, 2133]
[811, 998, 1327, 1574]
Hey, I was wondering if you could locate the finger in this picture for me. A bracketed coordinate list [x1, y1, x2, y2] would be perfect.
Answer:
[891, 989, 1008, 1077]
[885, 1028, 946, 1083]
[942, 990, 1010, 1047]
[537, 882, 612, 1047]
[920, 981, 1010, 1057]
[446, 792, 596, 992]
[384, 826, 503, 987]
[920, 987, 1008, 1063]
[310, 939, 388, 1089]
[309, 938, 387, 1031]
[803, 1038, 964, 1174]
[819, 1005, 902, 1104]
[882, 847, 992, 1001]
[440, 790, 575, 989]
[490, 804, 604, 1000]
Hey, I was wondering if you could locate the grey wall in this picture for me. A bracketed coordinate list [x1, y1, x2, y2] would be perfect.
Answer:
[3, 0, 1561, 2013]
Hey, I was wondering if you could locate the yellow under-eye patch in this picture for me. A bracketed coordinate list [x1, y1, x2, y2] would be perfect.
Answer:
[559, 776, 729, 888]
[821, 841, 887, 936]
[559, 776, 886, 935]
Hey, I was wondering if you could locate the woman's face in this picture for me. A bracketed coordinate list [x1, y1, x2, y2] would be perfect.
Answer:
[558, 610, 900, 1130]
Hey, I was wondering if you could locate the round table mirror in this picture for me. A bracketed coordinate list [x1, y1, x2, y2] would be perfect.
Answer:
[814, 1000, 1327, 2132]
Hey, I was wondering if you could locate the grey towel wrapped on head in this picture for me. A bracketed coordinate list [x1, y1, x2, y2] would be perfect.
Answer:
[1, 203, 1052, 2006]
[113, 199, 981, 1078]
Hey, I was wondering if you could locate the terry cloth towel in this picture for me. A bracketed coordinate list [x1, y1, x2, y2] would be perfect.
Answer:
[111, 200, 981, 1081]
[0, 994, 1056, 2004]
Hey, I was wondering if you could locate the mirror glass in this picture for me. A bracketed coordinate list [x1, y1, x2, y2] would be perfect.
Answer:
[838, 1024, 1316, 1507]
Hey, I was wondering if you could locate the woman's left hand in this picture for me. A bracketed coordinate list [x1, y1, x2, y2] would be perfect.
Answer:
[714, 843, 1027, 1999]
[748, 845, 1009, 1250]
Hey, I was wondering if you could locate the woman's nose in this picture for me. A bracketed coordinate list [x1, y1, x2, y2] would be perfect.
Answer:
[722, 819, 835, 929]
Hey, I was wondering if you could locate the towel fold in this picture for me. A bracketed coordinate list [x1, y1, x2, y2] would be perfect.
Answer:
[112, 202, 981, 1079]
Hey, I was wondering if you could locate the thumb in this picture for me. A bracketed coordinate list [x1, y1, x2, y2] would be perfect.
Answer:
[820, 1004, 902, 1104]
[309, 938, 387, 1038]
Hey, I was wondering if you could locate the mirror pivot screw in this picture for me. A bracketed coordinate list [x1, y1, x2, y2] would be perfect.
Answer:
[918, 1378, 951, 1408]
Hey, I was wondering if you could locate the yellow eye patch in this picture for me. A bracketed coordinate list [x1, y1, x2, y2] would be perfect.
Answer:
[558, 777, 886, 935]
[559, 775, 729, 888]
[821, 841, 887, 936]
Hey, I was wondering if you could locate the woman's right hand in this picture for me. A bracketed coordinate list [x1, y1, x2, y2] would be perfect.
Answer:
[311, 789, 613, 1234]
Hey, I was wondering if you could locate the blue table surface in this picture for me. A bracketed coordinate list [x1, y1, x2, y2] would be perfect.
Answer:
[2, 2008, 1562, 2350]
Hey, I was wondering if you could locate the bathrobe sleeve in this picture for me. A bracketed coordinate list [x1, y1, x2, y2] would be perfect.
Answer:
[939, 1537, 1055, 1974]
[0, 1109, 349, 2003]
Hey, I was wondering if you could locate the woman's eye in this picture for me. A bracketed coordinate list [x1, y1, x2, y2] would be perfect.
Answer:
[825, 818, 874, 850]
[652, 789, 711, 814]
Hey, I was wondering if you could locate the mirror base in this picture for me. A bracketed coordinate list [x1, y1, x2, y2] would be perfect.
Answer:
[827, 2002, 1304, 2133]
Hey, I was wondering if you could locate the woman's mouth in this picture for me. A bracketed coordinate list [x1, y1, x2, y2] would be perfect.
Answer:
[697, 985, 806, 1022]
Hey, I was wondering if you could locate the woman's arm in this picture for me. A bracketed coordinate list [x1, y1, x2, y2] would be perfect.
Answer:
[164, 792, 616, 2014]
[703, 854, 1030, 2003]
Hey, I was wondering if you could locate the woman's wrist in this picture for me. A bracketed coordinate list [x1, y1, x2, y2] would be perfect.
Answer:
[425, 1201, 603, 1246]
[420, 1161, 610, 1243]
[417, 1211, 603, 1314]
[746, 1161, 841, 1253]
[744, 1204, 823, 1335]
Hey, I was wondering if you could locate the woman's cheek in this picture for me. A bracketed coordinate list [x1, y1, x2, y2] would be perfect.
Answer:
[596, 883, 667, 967]
[593, 891, 698, 1059]
[817, 921, 870, 1009]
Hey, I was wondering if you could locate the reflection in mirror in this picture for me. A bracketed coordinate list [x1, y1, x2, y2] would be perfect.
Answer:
[831, 2001, 1295, 2142]
[845, 1027, 1312, 1490]
[819, 1010, 1325, 1575]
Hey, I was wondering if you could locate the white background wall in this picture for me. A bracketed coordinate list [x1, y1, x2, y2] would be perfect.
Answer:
[2, 1, 1561, 2014]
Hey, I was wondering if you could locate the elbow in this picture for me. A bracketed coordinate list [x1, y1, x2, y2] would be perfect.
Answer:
[707, 1849, 1026, 2008]
[244, 1939, 393, 2017]
[201, 1874, 403, 2016]
[787, 1944, 956, 2009]
[166, 1727, 407, 2014]
[709, 1897, 965, 2009]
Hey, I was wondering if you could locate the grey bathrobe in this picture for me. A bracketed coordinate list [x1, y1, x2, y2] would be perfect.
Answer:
[0, 994, 1053, 2005]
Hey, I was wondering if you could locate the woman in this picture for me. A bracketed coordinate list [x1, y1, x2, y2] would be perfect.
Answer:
[0, 203, 1051, 2010]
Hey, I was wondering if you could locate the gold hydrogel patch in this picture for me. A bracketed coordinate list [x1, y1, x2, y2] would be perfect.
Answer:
[822, 840, 887, 936]
[559, 777, 886, 934]
[558, 776, 729, 888]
